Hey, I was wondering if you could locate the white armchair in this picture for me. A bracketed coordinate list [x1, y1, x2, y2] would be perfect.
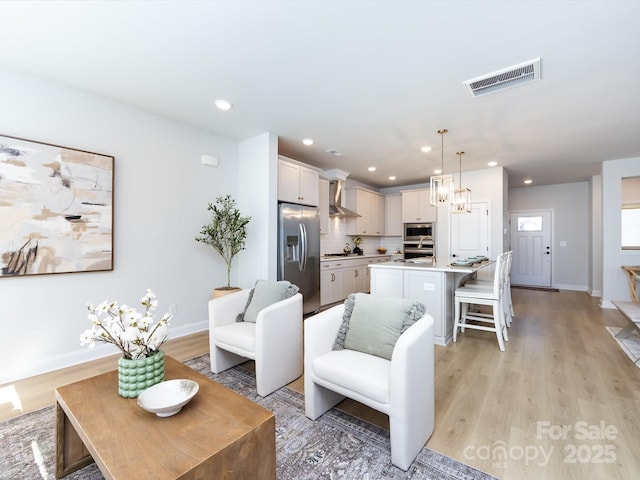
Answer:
[304, 303, 435, 471]
[209, 289, 303, 397]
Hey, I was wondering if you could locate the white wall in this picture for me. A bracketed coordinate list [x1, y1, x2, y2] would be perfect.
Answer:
[509, 181, 590, 291]
[601, 157, 640, 307]
[0, 67, 242, 383]
[237, 133, 278, 284]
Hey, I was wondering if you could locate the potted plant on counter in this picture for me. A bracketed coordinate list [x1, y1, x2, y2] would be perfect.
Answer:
[352, 236, 363, 255]
[196, 195, 251, 298]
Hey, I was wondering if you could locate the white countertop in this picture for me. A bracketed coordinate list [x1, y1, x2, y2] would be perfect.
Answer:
[369, 259, 492, 274]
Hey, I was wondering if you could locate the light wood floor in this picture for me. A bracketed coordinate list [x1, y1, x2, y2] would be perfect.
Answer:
[1, 289, 639, 479]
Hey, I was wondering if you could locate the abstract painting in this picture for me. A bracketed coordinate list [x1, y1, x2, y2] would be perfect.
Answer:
[0, 134, 113, 277]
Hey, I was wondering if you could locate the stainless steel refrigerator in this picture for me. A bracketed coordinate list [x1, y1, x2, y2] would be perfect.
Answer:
[278, 202, 320, 315]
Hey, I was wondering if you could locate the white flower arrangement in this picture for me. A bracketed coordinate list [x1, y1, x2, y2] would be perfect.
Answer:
[80, 289, 172, 360]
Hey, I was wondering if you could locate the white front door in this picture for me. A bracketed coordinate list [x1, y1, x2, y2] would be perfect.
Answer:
[509, 210, 552, 287]
[450, 202, 489, 260]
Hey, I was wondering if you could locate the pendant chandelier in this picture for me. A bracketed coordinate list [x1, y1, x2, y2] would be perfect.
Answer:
[430, 129, 454, 207]
[452, 151, 471, 213]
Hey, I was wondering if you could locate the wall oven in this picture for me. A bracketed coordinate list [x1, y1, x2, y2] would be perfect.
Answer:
[403, 222, 435, 259]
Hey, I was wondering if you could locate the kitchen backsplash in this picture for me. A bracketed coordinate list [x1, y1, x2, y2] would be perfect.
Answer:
[321, 216, 402, 255]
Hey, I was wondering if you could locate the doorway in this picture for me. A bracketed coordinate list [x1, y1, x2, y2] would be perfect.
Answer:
[509, 210, 552, 287]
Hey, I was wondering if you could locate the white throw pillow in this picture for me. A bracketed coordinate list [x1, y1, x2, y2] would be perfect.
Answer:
[333, 293, 425, 360]
[237, 280, 299, 323]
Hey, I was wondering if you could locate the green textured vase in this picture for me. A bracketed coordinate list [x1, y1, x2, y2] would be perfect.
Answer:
[118, 349, 165, 398]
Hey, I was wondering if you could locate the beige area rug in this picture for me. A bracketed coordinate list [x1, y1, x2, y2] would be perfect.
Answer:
[606, 326, 640, 367]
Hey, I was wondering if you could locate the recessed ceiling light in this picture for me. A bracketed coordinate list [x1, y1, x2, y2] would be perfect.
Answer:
[368, 166, 376, 172]
[524, 179, 533, 184]
[488, 161, 498, 167]
[420, 146, 432, 153]
[302, 138, 314, 146]
[214, 99, 232, 110]
[389, 176, 396, 181]
[434, 169, 442, 174]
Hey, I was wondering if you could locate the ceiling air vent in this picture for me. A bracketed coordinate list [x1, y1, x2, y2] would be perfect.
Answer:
[463, 58, 541, 98]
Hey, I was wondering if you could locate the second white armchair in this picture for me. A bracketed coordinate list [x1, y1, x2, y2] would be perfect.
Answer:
[304, 295, 435, 471]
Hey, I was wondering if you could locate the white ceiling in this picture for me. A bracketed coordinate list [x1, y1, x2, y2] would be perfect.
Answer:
[1, 1, 639, 189]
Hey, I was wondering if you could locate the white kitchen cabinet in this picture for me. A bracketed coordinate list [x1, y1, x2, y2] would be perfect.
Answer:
[319, 178, 329, 234]
[321, 263, 344, 306]
[345, 188, 385, 236]
[278, 158, 319, 206]
[369, 267, 404, 298]
[355, 265, 369, 293]
[373, 193, 385, 235]
[341, 268, 355, 299]
[385, 193, 402, 236]
[342, 265, 368, 298]
[354, 189, 372, 234]
[321, 255, 390, 306]
[299, 166, 319, 205]
[402, 189, 436, 223]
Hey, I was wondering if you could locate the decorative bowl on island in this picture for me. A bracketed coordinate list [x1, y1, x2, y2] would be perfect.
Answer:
[137, 379, 199, 417]
[451, 259, 472, 266]
[377, 248, 388, 254]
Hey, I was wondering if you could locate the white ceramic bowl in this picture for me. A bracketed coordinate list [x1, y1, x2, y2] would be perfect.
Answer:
[452, 259, 472, 266]
[137, 379, 199, 417]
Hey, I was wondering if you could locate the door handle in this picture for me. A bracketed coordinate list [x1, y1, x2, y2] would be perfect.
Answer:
[299, 223, 307, 272]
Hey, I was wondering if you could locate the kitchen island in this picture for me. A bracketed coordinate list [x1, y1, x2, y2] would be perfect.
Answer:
[368, 259, 492, 345]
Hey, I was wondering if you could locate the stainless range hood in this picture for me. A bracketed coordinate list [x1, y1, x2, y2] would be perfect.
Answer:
[329, 179, 360, 218]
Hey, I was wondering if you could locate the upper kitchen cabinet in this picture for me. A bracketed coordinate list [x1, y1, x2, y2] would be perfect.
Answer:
[345, 187, 385, 236]
[318, 178, 329, 234]
[402, 189, 436, 223]
[278, 157, 319, 206]
[385, 193, 402, 236]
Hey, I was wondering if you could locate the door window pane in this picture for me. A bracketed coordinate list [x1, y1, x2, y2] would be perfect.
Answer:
[517, 216, 542, 232]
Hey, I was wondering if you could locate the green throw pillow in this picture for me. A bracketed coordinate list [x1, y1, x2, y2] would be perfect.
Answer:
[237, 280, 299, 323]
[333, 293, 426, 360]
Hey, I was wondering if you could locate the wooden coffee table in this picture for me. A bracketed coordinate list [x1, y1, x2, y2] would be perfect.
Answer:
[55, 356, 275, 479]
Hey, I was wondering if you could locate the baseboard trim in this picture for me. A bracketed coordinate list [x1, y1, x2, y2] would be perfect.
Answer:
[512, 285, 559, 292]
[0, 320, 209, 385]
[554, 283, 588, 292]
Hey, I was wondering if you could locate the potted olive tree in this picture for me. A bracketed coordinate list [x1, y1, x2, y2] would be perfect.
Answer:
[195, 195, 251, 298]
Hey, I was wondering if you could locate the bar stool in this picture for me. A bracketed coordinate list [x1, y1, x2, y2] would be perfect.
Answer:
[462, 250, 514, 327]
[453, 252, 509, 351]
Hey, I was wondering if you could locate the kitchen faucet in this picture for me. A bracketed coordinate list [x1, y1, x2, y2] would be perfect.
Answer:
[418, 235, 428, 248]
